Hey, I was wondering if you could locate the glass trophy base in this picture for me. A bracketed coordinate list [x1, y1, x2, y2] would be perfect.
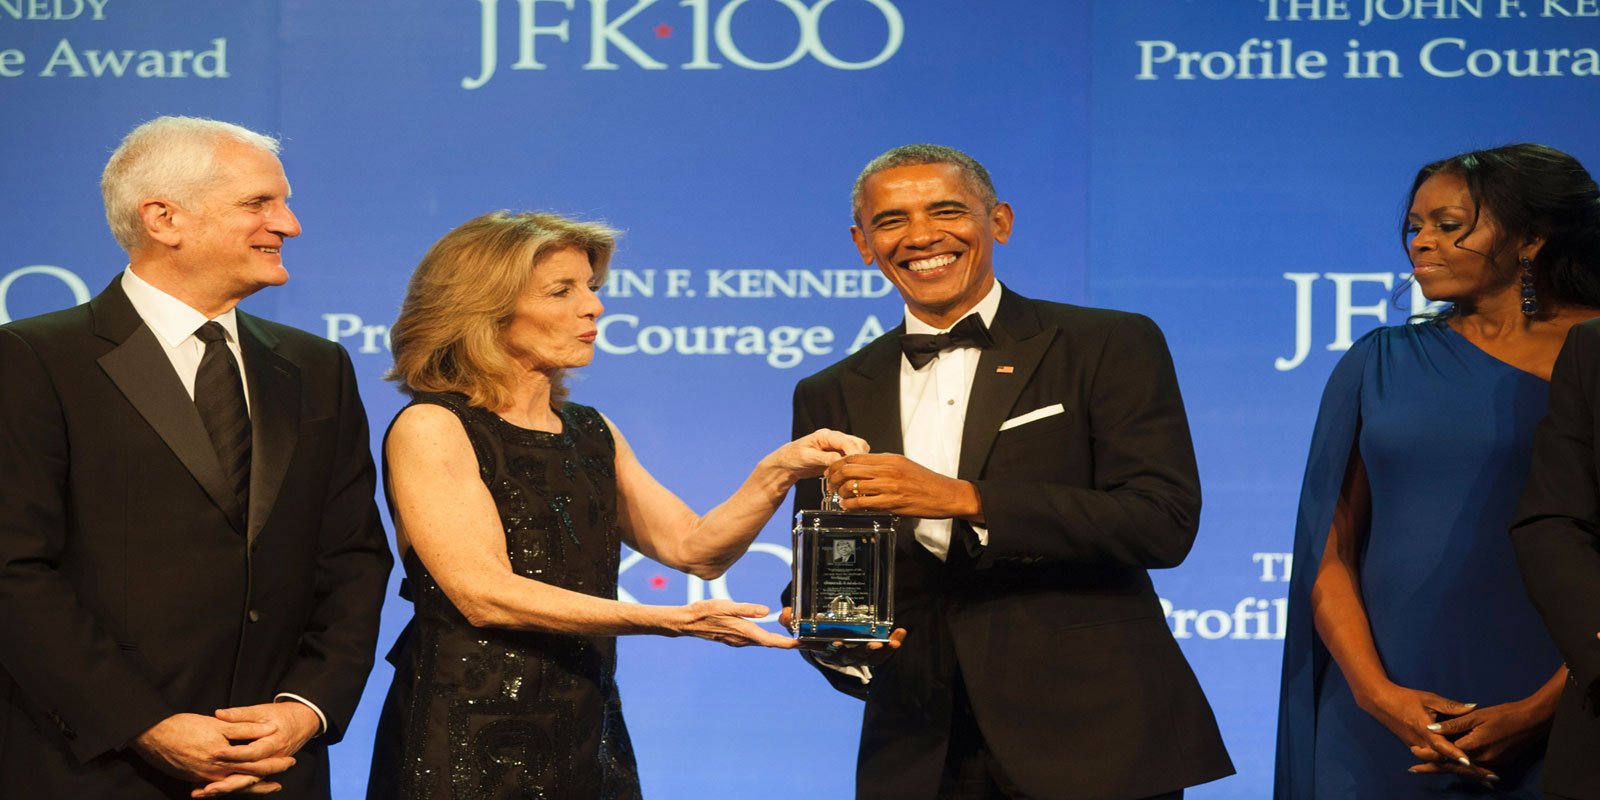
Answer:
[792, 485, 897, 645]
[795, 620, 893, 643]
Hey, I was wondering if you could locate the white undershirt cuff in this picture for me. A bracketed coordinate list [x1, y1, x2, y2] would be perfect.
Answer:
[273, 692, 328, 736]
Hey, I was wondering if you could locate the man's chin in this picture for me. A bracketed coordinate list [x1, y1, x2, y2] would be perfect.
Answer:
[260, 266, 291, 287]
[906, 290, 980, 320]
[237, 268, 290, 299]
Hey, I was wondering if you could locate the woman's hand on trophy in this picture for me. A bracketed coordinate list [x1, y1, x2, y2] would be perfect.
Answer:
[778, 607, 906, 667]
[765, 429, 871, 481]
[671, 600, 799, 649]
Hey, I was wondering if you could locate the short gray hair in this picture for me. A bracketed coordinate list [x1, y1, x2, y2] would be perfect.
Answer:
[850, 144, 998, 222]
[100, 116, 282, 252]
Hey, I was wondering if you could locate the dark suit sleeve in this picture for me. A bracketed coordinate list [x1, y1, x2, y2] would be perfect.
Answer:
[0, 328, 174, 761]
[974, 314, 1202, 570]
[787, 378, 871, 701]
[275, 345, 392, 743]
[1512, 322, 1600, 708]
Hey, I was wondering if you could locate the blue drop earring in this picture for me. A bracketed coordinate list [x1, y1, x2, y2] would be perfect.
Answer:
[1520, 257, 1539, 317]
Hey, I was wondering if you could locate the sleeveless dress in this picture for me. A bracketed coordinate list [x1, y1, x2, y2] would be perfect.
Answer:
[368, 392, 642, 800]
[1276, 322, 1560, 798]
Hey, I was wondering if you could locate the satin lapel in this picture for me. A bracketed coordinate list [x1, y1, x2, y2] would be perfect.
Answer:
[839, 332, 905, 457]
[238, 314, 299, 546]
[957, 292, 1056, 480]
[92, 283, 244, 533]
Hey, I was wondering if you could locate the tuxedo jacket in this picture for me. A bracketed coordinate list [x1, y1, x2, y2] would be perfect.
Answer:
[0, 279, 392, 798]
[791, 288, 1233, 800]
[1514, 318, 1600, 800]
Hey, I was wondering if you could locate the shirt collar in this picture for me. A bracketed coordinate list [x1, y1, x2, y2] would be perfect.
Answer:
[902, 279, 1003, 336]
[121, 267, 241, 349]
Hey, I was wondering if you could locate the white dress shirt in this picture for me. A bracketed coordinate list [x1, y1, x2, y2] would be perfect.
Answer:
[824, 281, 1006, 685]
[120, 267, 327, 735]
[120, 268, 251, 413]
[898, 280, 1001, 560]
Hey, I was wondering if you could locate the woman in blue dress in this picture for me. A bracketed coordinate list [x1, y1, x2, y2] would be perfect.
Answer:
[1276, 144, 1600, 798]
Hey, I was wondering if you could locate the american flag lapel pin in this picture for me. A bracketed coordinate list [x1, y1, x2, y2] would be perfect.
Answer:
[996, 365, 1014, 374]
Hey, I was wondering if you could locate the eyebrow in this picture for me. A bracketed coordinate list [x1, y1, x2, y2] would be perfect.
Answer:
[237, 192, 278, 205]
[545, 274, 593, 288]
[868, 208, 906, 226]
[1408, 205, 1470, 218]
[868, 199, 971, 227]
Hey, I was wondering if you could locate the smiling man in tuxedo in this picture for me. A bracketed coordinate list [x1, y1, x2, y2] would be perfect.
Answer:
[791, 144, 1233, 799]
[0, 116, 391, 798]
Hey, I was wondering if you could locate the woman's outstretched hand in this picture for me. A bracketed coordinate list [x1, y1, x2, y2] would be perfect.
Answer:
[671, 600, 798, 649]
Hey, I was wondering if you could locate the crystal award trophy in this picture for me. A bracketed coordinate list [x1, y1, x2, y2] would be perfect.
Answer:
[790, 479, 896, 643]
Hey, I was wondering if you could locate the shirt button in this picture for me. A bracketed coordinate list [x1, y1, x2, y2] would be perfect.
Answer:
[248, 610, 261, 623]
[946, 399, 955, 405]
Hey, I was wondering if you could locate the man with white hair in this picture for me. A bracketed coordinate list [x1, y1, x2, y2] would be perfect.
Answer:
[0, 116, 391, 798]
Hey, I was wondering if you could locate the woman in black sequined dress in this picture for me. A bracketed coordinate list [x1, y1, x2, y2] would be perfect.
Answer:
[366, 212, 865, 799]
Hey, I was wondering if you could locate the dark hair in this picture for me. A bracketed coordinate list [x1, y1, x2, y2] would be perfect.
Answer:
[1402, 143, 1600, 314]
[851, 144, 998, 222]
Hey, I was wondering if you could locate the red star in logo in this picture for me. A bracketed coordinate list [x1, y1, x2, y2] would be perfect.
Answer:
[649, 574, 668, 590]
[653, 22, 673, 38]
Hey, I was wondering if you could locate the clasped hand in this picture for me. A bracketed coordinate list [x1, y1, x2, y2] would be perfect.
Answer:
[1361, 682, 1544, 786]
[134, 701, 320, 797]
[1408, 698, 1549, 785]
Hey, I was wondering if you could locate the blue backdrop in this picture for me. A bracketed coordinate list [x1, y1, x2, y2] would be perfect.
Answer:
[3, 1, 1598, 796]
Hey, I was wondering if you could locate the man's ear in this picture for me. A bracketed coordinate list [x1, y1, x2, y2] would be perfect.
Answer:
[850, 225, 876, 267]
[990, 202, 1014, 245]
[139, 199, 182, 248]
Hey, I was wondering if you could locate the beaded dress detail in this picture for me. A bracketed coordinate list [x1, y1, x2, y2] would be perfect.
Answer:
[369, 393, 641, 800]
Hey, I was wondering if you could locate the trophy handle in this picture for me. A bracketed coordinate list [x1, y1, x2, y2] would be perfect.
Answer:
[819, 476, 844, 512]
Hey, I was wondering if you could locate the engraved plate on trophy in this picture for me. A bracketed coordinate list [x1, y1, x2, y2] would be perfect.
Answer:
[790, 480, 896, 643]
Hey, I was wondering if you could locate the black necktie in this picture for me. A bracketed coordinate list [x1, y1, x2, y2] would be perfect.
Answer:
[193, 321, 251, 525]
[899, 314, 994, 369]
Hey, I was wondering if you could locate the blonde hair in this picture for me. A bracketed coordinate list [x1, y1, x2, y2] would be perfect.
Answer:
[101, 116, 282, 252]
[388, 211, 617, 410]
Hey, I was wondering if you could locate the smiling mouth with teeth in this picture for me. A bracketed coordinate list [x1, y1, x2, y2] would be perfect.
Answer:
[252, 246, 281, 254]
[904, 253, 958, 272]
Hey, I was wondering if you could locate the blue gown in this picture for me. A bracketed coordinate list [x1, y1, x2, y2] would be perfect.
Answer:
[1275, 321, 1561, 799]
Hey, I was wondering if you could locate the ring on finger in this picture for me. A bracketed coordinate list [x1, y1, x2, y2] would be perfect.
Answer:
[852, 480, 861, 497]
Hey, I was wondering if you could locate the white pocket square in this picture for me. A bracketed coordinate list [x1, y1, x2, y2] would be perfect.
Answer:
[999, 403, 1065, 432]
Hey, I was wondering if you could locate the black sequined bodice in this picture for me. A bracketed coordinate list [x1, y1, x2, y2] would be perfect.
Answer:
[371, 393, 641, 800]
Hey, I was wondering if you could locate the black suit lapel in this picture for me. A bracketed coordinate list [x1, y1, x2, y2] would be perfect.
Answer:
[840, 330, 905, 457]
[238, 313, 300, 546]
[958, 290, 1056, 481]
[92, 281, 246, 533]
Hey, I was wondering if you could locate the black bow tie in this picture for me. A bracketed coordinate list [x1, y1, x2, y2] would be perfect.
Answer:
[899, 314, 994, 369]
